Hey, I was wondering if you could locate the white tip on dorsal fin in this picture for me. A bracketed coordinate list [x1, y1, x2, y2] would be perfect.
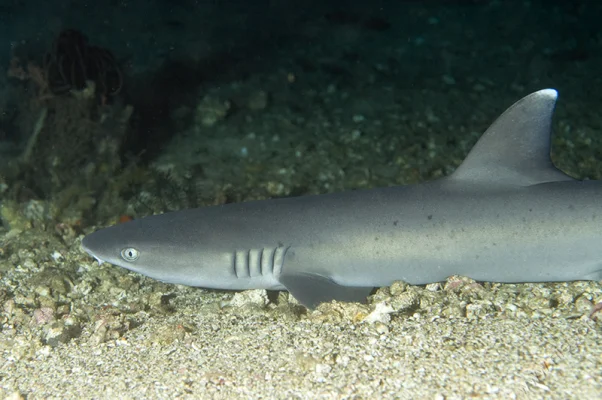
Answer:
[450, 89, 574, 186]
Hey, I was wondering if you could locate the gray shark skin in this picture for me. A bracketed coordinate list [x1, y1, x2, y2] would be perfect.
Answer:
[82, 89, 602, 308]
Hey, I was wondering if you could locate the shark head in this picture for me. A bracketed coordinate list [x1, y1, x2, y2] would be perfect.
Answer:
[81, 211, 247, 289]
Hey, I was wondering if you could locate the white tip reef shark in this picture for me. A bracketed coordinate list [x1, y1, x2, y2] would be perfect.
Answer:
[82, 89, 602, 308]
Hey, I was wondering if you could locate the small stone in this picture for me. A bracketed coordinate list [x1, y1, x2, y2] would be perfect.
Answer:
[374, 322, 390, 335]
[352, 114, 365, 123]
[315, 363, 332, 375]
[389, 281, 408, 296]
[44, 321, 81, 347]
[574, 295, 594, 314]
[364, 302, 394, 324]
[89, 321, 108, 346]
[32, 307, 55, 325]
[296, 352, 319, 372]
[4, 391, 25, 400]
[335, 354, 350, 366]
[442, 304, 465, 318]
[247, 90, 269, 111]
[195, 95, 231, 127]
[390, 290, 419, 312]
[426, 283, 441, 292]
[229, 289, 269, 308]
[466, 301, 494, 319]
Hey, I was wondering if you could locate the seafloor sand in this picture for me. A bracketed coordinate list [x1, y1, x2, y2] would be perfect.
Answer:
[1, 276, 602, 399]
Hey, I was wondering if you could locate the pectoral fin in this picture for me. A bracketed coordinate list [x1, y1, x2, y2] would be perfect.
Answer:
[279, 272, 373, 309]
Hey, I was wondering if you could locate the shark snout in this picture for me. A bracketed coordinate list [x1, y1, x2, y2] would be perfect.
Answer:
[80, 238, 105, 265]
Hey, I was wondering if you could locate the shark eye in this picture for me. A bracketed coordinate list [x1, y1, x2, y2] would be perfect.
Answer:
[120, 247, 140, 262]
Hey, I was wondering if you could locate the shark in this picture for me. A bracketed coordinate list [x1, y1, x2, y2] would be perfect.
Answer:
[81, 89, 602, 308]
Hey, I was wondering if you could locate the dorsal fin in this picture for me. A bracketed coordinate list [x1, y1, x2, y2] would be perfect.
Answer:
[450, 89, 574, 186]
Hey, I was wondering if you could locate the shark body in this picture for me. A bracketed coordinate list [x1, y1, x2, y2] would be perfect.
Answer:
[82, 89, 602, 308]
